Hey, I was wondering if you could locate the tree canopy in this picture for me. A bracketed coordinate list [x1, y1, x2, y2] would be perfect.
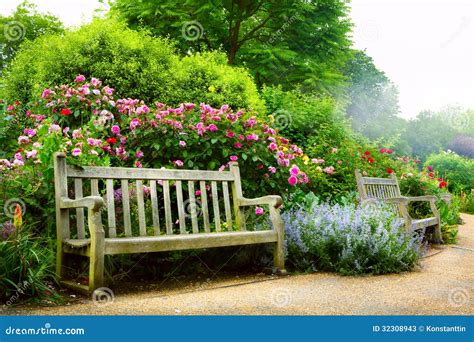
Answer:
[108, 0, 353, 94]
[0, 1, 64, 73]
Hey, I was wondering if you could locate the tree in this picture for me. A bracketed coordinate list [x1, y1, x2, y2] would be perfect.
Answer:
[343, 50, 403, 141]
[108, 0, 353, 94]
[0, 1, 64, 73]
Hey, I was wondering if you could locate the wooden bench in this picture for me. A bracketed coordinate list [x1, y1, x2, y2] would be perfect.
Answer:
[54, 152, 285, 294]
[355, 170, 449, 243]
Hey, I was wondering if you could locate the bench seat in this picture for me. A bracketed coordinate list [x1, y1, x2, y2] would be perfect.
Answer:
[64, 230, 277, 256]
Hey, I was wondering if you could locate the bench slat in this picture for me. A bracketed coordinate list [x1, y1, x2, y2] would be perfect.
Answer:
[211, 181, 221, 232]
[200, 181, 210, 233]
[91, 179, 99, 196]
[121, 180, 132, 237]
[163, 180, 173, 234]
[106, 179, 117, 238]
[67, 165, 234, 181]
[74, 178, 85, 239]
[222, 181, 232, 231]
[136, 180, 147, 236]
[176, 180, 186, 234]
[188, 181, 199, 234]
[150, 180, 161, 236]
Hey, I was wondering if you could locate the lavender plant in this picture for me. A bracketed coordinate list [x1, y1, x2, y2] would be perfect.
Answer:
[283, 201, 424, 275]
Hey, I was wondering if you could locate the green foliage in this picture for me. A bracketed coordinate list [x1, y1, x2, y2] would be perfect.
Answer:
[261, 85, 348, 149]
[0, 1, 64, 73]
[0, 221, 60, 303]
[425, 151, 474, 193]
[109, 0, 353, 94]
[459, 192, 474, 214]
[1, 19, 264, 113]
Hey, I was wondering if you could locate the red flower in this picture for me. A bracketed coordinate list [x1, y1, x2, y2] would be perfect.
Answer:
[387, 168, 393, 174]
[364, 151, 370, 155]
[368, 157, 374, 164]
[386, 149, 394, 154]
[414, 160, 419, 164]
[361, 155, 366, 159]
[106, 137, 117, 145]
[60, 108, 72, 116]
[439, 181, 447, 189]
[429, 172, 434, 178]
[380, 148, 387, 153]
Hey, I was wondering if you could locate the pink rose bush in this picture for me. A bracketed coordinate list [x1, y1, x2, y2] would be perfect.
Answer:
[1, 76, 311, 196]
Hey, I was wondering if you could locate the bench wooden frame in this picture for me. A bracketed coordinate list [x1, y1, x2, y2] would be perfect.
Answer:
[355, 169, 448, 243]
[54, 152, 286, 294]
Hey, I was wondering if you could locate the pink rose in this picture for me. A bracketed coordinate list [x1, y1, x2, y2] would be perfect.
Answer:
[255, 207, 264, 216]
[288, 175, 298, 186]
[111, 125, 120, 135]
[289, 165, 299, 176]
[72, 148, 82, 157]
[75, 75, 86, 82]
[230, 155, 238, 161]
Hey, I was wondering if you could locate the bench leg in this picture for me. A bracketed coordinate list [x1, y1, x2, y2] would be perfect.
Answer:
[56, 243, 67, 280]
[88, 211, 105, 293]
[433, 222, 443, 244]
[270, 207, 287, 275]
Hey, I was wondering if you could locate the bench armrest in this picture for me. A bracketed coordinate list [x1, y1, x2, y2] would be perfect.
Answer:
[238, 195, 283, 208]
[405, 195, 437, 202]
[59, 196, 105, 211]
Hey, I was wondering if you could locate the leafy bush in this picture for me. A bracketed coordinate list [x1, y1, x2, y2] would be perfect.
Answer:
[0, 218, 59, 303]
[459, 191, 474, 214]
[283, 199, 423, 275]
[1, 19, 264, 113]
[261, 85, 347, 149]
[424, 151, 474, 193]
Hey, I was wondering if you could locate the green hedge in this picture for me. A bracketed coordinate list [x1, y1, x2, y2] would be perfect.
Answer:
[1, 19, 264, 113]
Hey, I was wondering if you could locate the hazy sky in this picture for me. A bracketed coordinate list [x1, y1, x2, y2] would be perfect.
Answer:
[1, 0, 473, 119]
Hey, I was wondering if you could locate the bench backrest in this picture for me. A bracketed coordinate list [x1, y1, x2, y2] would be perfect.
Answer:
[55, 154, 246, 239]
[355, 169, 402, 201]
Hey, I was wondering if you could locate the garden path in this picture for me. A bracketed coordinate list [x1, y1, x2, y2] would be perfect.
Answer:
[7, 214, 474, 315]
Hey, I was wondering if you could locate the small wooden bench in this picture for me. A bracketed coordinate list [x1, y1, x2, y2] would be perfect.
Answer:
[54, 152, 285, 294]
[355, 170, 450, 243]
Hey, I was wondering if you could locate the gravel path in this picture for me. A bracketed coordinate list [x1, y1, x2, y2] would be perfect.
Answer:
[6, 214, 474, 315]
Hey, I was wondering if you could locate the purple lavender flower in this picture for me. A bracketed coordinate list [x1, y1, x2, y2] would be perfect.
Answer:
[1, 221, 15, 240]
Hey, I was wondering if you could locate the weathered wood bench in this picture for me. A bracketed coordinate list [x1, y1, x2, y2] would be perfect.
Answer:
[54, 152, 285, 294]
[355, 170, 450, 243]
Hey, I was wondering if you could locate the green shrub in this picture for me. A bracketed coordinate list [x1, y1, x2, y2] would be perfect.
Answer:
[1, 19, 264, 113]
[424, 151, 474, 193]
[0, 220, 60, 303]
[261, 85, 347, 149]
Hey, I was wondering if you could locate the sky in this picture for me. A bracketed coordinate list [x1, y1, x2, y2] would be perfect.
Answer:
[1, 0, 473, 119]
